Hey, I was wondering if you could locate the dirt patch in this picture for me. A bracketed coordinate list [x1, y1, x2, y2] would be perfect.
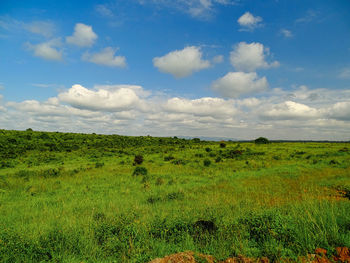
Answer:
[148, 247, 350, 263]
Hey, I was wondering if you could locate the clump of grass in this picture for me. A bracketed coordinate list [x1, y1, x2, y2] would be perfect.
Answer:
[203, 159, 211, 167]
[132, 166, 148, 176]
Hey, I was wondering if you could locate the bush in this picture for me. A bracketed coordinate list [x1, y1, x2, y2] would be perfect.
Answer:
[95, 162, 104, 168]
[215, 156, 222, 163]
[134, 155, 144, 165]
[203, 159, 211, 167]
[164, 155, 175, 161]
[220, 142, 226, 148]
[205, 147, 212, 152]
[255, 137, 269, 144]
[132, 166, 148, 176]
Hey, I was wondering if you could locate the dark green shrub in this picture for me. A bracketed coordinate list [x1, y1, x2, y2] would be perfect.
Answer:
[147, 195, 161, 204]
[171, 159, 186, 165]
[132, 166, 148, 176]
[134, 155, 144, 165]
[166, 191, 185, 201]
[215, 156, 222, 163]
[220, 142, 226, 148]
[164, 155, 175, 161]
[205, 147, 212, 152]
[95, 162, 104, 168]
[255, 137, 269, 144]
[203, 159, 211, 167]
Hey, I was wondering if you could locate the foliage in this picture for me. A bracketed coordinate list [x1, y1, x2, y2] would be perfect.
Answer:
[255, 137, 270, 144]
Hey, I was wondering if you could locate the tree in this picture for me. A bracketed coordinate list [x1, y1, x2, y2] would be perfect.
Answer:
[254, 137, 269, 144]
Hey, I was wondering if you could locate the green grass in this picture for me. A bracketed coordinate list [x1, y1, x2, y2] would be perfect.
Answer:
[0, 130, 349, 262]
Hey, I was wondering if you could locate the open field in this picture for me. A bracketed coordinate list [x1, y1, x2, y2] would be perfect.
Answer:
[0, 129, 349, 262]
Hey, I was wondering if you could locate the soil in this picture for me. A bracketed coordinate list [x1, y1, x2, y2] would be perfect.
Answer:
[148, 247, 350, 263]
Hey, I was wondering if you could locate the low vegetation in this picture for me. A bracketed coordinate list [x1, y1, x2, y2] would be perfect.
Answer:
[0, 129, 349, 262]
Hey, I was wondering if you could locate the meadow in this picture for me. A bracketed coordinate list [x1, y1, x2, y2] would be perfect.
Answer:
[0, 129, 349, 262]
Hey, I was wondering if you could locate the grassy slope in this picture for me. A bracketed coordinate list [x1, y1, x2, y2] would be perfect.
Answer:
[0, 130, 349, 262]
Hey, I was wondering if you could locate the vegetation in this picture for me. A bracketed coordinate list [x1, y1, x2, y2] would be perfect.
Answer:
[0, 129, 349, 262]
[255, 137, 270, 144]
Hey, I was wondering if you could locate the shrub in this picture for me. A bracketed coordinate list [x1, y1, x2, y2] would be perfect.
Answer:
[134, 155, 144, 165]
[255, 137, 269, 144]
[132, 166, 148, 176]
[215, 156, 222, 163]
[205, 147, 212, 152]
[95, 162, 104, 168]
[203, 159, 211, 167]
[164, 155, 175, 161]
[166, 191, 185, 201]
[220, 142, 226, 148]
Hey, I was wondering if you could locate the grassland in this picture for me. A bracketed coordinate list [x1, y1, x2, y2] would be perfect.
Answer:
[0, 129, 349, 262]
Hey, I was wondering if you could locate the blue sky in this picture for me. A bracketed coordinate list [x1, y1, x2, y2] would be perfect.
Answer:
[1, 0, 350, 140]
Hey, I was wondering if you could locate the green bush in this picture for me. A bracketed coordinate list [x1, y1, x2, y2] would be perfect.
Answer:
[203, 159, 211, 167]
[132, 166, 148, 176]
[134, 155, 144, 165]
[255, 137, 269, 144]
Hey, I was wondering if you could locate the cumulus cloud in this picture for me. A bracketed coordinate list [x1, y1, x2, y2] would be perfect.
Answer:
[23, 21, 55, 38]
[280, 29, 293, 38]
[237, 12, 262, 31]
[212, 72, 268, 98]
[26, 38, 62, 61]
[230, 42, 279, 72]
[82, 47, 126, 68]
[58, 84, 145, 112]
[153, 46, 210, 78]
[163, 97, 237, 118]
[260, 101, 320, 120]
[327, 102, 350, 121]
[66, 23, 97, 47]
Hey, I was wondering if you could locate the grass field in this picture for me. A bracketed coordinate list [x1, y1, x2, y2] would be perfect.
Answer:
[0, 129, 349, 262]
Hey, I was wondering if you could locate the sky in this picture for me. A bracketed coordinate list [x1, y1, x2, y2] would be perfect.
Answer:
[1, 0, 350, 140]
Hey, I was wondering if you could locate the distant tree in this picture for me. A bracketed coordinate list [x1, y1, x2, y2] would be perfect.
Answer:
[192, 138, 201, 143]
[26, 128, 33, 132]
[255, 137, 269, 144]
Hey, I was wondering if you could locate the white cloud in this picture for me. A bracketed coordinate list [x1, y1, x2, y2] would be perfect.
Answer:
[58, 84, 144, 112]
[212, 55, 224, 64]
[327, 102, 350, 121]
[24, 21, 55, 38]
[237, 12, 262, 31]
[260, 101, 320, 120]
[138, 0, 237, 19]
[153, 46, 210, 78]
[230, 42, 279, 72]
[163, 97, 237, 118]
[338, 67, 350, 79]
[280, 29, 293, 38]
[296, 10, 319, 24]
[95, 5, 114, 17]
[212, 72, 268, 98]
[26, 38, 62, 61]
[82, 47, 126, 68]
[66, 23, 97, 47]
